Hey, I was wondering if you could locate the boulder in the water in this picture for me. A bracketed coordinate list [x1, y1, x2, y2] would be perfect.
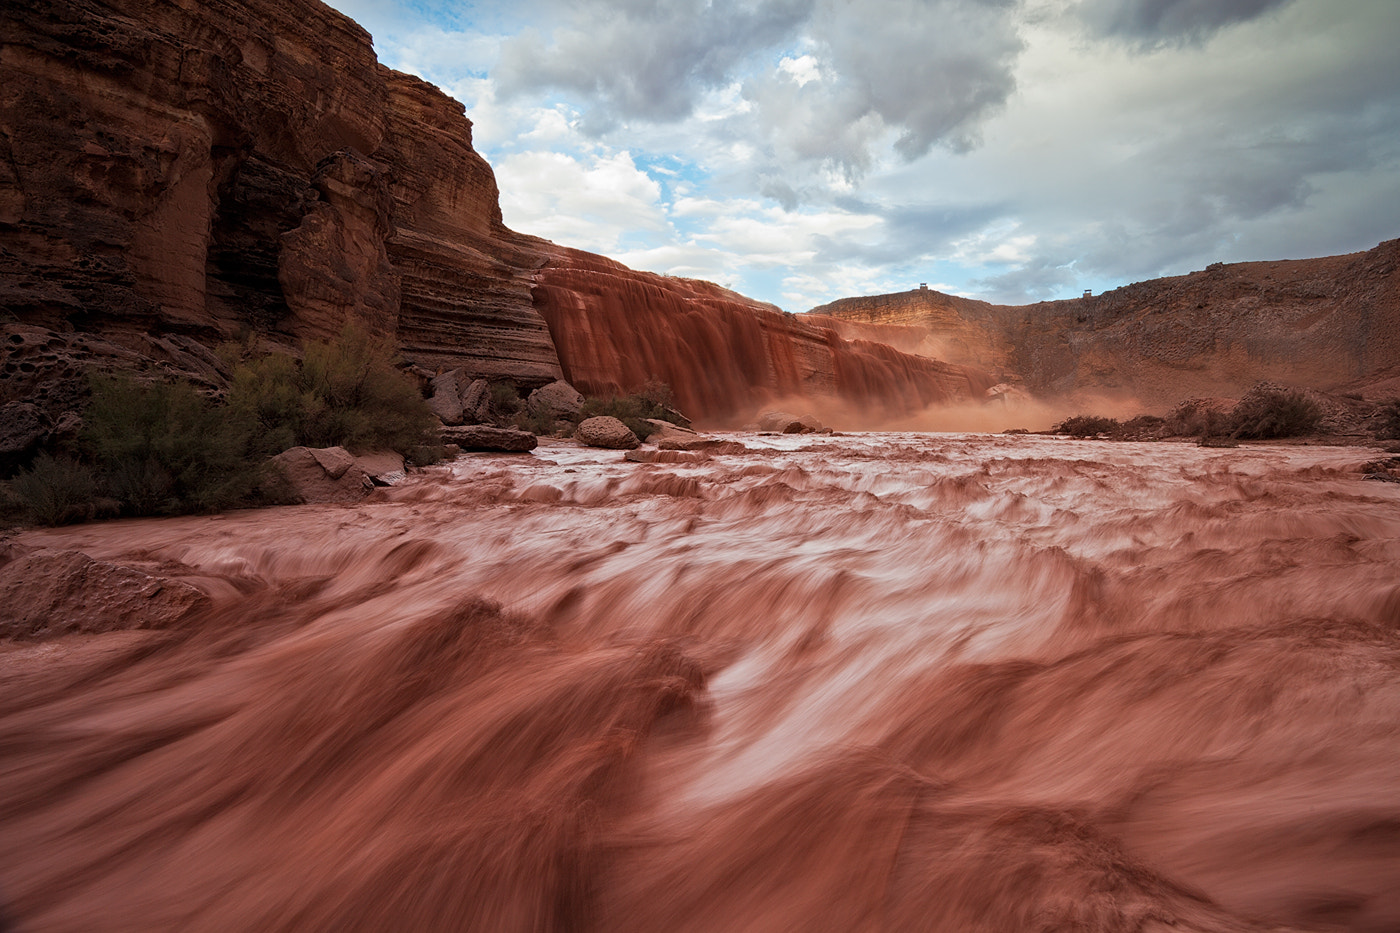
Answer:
[576, 416, 640, 450]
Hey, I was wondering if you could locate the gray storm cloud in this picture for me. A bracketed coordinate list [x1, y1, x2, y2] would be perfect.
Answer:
[1079, 0, 1296, 43]
[496, 0, 1025, 168]
[495, 0, 814, 123]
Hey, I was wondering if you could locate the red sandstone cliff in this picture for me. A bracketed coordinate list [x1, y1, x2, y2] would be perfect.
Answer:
[533, 249, 995, 424]
[0, 0, 993, 433]
[812, 240, 1400, 407]
[0, 0, 561, 408]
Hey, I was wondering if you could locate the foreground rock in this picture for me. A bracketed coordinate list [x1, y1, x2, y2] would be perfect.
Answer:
[268, 446, 374, 504]
[0, 545, 210, 639]
[439, 425, 538, 452]
[576, 416, 640, 450]
[353, 451, 407, 486]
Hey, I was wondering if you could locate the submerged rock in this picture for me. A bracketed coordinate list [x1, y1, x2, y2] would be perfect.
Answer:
[0, 546, 210, 639]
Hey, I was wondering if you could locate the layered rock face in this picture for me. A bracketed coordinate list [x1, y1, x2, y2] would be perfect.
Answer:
[3, 0, 962, 432]
[532, 248, 997, 425]
[813, 240, 1400, 407]
[0, 0, 561, 424]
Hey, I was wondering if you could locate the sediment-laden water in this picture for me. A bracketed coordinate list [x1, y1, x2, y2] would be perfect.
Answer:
[3, 434, 1399, 932]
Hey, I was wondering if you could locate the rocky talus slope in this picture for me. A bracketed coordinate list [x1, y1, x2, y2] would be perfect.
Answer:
[812, 240, 1400, 407]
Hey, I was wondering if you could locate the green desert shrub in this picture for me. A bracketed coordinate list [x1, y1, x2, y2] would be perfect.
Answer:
[488, 381, 525, 419]
[5, 452, 100, 525]
[510, 406, 561, 436]
[580, 381, 683, 439]
[83, 374, 263, 515]
[1227, 385, 1322, 439]
[228, 322, 435, 455]
[1053, 414, 1122, 437]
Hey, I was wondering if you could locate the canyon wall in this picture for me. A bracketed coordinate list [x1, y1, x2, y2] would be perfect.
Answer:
[0, 0, 561, 412]
[532, 248, 996, 425]
[813, 240, 1400, 407]
[1, 0, 994, 433]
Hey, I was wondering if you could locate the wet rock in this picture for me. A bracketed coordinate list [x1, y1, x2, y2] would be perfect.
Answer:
[625, 449, 707, 464]
[527, 380, 584, 422]
[756, 411, 823, 434]
[645, 419, 700, 447]
[0, 546, 210, 639]
[308, 446, 357, 480]
[439, 425, 538, 452]
[354, 450, 407, 486]
[576, 416, 640, 450]
[268, 446, 374, 504]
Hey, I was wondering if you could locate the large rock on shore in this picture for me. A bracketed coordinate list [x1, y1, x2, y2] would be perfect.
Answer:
[268, 446, 373, 504]
[576, 416, 640, 450]
[439, 425, 538, 452]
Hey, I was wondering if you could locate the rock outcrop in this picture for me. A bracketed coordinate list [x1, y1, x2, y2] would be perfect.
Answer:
[0, 0, 562, 437]
[268, 446, 374, 504]
[812, 240, 1400, 408]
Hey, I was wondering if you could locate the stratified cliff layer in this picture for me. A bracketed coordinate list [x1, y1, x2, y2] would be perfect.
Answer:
[0, 0, 561, 410]
[533, 248, 996, 424]
[813, 240, 1400, 407]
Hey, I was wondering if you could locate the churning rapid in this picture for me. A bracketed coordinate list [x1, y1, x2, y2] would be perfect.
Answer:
[3, 434, 1400, 932]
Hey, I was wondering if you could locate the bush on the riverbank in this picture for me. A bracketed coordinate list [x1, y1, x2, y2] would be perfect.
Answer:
[580, 381, 683, 439]
[1054, 415, 1122, 437]
[83, 374, 265, 515]
[1227, 385, 1322, 439]
[4, 452, 102, 525]
[228, 323, 435, 455]
[5, 324, 435, 524]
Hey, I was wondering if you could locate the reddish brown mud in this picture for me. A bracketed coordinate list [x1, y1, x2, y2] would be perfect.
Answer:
[3, 435, 1399, 932]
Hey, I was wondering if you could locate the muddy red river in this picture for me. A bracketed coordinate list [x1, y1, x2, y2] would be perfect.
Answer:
[3, 434, 1400, 932]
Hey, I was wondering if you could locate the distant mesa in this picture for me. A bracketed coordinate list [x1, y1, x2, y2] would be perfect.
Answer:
[810, 241, 1400, 408]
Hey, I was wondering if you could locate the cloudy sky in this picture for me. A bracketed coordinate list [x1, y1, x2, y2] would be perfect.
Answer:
[326, 0, 1399, 309]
